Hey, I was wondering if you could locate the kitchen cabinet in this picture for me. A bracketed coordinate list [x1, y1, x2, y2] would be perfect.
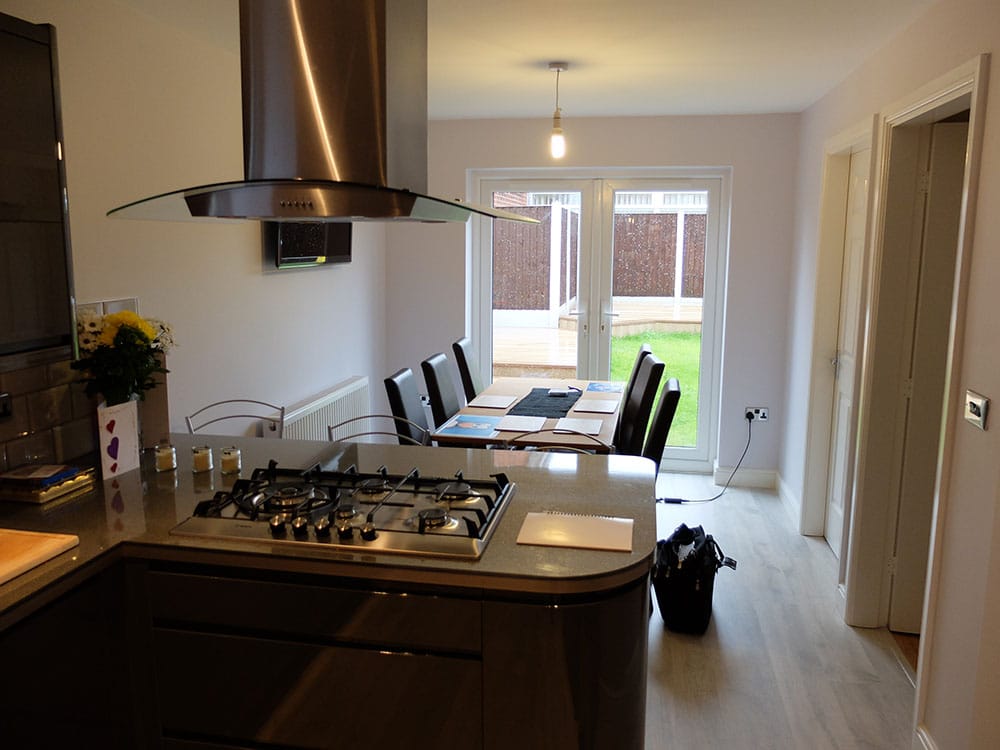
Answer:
[0, 563, 136, 749]
[134, 561, 648, 750]
[143, 564, 482, 749]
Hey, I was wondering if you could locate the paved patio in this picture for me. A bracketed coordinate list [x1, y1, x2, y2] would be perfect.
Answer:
[493, 298, 702, 377]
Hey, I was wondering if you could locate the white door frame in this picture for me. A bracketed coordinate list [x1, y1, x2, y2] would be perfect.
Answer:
[468, 166, 731, 470]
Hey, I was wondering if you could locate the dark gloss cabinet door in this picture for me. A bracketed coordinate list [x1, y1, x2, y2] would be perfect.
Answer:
[0, 566, 135, 749]
[155, 628, 482, 749]
[482, 577, 650, 750]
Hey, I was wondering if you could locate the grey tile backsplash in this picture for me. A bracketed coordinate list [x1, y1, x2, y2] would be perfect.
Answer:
[0, 357, 96, 471]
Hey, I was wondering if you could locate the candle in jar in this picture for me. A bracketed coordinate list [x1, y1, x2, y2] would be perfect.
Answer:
[221, 447, 241, 475]
[192, 445, 213, 473]
[155, 443, 177, 472]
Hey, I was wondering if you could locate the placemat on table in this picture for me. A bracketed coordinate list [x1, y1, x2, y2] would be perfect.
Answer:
[506, 387, 582, 418]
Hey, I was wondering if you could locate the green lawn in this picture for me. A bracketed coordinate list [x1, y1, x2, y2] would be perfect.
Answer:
[611, 332, 700, 447]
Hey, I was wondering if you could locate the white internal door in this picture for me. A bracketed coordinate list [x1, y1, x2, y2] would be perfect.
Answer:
[824, 147, 870, 559]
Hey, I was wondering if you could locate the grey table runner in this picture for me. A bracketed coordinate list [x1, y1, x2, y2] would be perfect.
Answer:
[506, 387, 582, 418]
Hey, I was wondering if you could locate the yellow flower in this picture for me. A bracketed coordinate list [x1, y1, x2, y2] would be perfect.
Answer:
[97, 310, 156, 347]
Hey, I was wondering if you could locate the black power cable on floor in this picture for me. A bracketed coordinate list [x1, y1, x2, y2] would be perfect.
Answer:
[656, 411, 754, 504]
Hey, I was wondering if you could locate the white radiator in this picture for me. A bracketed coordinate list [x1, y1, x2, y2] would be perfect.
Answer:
[282, 376, 371, 441]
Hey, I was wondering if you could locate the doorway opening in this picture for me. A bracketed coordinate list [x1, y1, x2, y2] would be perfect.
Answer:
[823, 64, 989, 736]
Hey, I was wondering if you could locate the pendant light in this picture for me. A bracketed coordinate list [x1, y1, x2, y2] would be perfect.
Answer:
[549, 62, 568, 159]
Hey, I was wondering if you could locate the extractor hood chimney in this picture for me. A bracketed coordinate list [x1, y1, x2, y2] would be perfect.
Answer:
[108, 0, 531, 224]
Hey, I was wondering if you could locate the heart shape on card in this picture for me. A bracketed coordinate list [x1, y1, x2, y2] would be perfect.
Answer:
[105, 419, 116, 433]
[110, 462, 118, 473]
[107, 436, 119, 460]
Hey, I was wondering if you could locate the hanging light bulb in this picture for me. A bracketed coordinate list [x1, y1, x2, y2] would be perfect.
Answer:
[549, 62, 568, 159]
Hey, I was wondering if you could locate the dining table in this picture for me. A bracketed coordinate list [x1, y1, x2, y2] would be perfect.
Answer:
[431, 376, 625, 452]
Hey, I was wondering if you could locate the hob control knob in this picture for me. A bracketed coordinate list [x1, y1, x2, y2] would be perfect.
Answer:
[314, 516, 331, 536]
[291, 515, 310, 537]
[337, 522, 354, 540]
[360, 522, 378, 541]
[269, 514, 287, 536]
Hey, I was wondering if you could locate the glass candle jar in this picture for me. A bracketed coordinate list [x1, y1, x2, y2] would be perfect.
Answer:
[221, 446, 242, 475]
[191, 445, 213, 473]
[155, 443, 177, 472]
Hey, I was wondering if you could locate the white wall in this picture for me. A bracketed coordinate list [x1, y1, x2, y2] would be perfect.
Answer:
[1, 0, 388, 431]
[386, 114, 800, 470]
[783, 0, 1000, 746]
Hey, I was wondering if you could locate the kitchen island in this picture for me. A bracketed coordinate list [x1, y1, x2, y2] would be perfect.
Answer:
[0, 435, 657, 749]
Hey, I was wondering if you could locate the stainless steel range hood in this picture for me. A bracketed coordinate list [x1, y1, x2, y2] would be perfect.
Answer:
[108, 0, 530, 224]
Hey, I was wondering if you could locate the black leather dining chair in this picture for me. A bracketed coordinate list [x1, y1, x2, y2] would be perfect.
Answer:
[642, 378, 681, 472]
[421, 353, 462, 429]
[613, 344, 652, 448]
[384, 368, 431, 446]
[615, 353, 664, 456]
[452, 336, 485, 403]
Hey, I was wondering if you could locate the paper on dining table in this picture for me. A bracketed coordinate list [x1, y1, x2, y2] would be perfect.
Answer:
[572, 399, 619, 414]
[497, 415, 546, 432]
[468, 394, 518, 409]
[554, 417, 603, 435]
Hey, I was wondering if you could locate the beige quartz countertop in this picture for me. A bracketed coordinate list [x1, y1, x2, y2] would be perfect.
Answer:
[0, 434, 657, 628]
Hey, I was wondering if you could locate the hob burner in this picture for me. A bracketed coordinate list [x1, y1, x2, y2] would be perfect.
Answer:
[267, 483, 332, 508]
[357, 478, 390, 494]
[415, 506, 453, 532]
[335, 504, 359, 521]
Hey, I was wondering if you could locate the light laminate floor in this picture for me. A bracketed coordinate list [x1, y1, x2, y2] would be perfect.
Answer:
[645, 473, 915, 749]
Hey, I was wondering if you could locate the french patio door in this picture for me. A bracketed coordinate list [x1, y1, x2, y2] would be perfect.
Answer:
[472, 170, 727, 468]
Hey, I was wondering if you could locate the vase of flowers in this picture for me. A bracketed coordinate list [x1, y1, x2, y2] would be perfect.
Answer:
[72, 310, 174, 406]
[72, 310, 175, 477]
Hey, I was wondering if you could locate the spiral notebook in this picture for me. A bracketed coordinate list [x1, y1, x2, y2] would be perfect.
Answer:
[516, 511, 634, 552]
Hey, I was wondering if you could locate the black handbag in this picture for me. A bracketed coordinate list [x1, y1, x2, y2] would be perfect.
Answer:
[651, 523, 737, 634]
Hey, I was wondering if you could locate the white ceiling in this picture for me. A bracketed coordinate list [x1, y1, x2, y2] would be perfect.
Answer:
[427, 0, 938, 119]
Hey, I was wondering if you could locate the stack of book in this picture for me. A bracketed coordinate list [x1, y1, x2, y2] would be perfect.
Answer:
[0, 464, 96, 504]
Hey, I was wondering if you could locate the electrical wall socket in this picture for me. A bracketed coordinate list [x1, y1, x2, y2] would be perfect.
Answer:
[745, 406, 769, 422]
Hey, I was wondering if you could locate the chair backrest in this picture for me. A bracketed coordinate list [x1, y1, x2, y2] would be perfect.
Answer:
[384, 368, 431, 446]
[641, 378, 681, 472]
[421, 352, 462, 428]
[613, 344, 652, 447]
[615, 354, 664, 456]
[185, 399, 285, 438]
[452, 336, 484, 402]
[327, 414, 430, 446]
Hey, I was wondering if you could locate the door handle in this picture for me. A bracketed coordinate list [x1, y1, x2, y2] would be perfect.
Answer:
[567, 309, 588, 334]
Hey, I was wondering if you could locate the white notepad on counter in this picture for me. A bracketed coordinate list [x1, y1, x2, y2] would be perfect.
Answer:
[497, 415, 546, 432]
[572, 399, 619, 414]
[468, 394, 518, 409]
[516, 511, 634, 552]
[554, 417, 603, 435]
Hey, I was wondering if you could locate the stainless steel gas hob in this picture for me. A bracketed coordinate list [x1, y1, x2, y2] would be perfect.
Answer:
[170, 460, 516, 559]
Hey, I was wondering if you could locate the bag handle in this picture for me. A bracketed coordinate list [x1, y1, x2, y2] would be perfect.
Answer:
[708, 536, 737, 571]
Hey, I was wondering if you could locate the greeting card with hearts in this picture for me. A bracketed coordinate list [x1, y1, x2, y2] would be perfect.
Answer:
[96, 399, 141, 479]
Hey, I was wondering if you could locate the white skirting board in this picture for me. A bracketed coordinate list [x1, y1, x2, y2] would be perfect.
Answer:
[711, 463, 776, 489]
[282, 376, 371, 441]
